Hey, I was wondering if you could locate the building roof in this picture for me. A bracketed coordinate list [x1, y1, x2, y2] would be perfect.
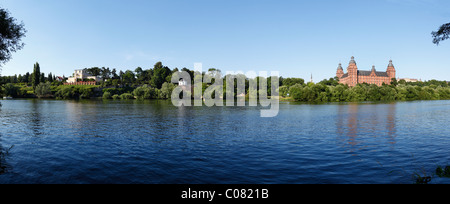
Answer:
[349, 56, 356, 65]
[337, 63, 343, 71]
[358, 70, 389, 77]
[341, 70, 389, 79]
[388, 60, 395, 68]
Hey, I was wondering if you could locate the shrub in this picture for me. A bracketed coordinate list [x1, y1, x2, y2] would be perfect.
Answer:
[55, 86, 75, 99]
[112, 94, 120, 100]
[120, 93, 134, 100]
[160, 82, 176, 99]
[103, 87, 134, 96]
[132, 85, 157, 100]
[103, 91, 112, 99]
[1, 83, 21, 97]
[77, 86, 94, 99]
[35, 82, 52, 98]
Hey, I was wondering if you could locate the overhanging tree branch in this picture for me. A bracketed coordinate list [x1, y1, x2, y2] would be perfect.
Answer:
[432, 23, 450, 45]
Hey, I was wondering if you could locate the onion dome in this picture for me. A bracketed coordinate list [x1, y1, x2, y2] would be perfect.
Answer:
[388, 60, 394, 68]
[349, 56, 356, 65]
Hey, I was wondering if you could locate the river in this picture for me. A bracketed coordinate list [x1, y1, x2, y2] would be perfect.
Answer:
[0, 99, 449, 184]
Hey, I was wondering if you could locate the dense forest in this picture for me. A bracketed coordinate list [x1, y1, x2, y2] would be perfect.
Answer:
[1, 61, 449, 102]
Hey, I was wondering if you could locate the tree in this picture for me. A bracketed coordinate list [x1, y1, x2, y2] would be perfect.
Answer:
[35, 82, 52, 98]
[122, 70, 136, 86]
[151, 62, 171, 89]
[432, 23, 450, 45]
[160, 82, 176, 99]
[282, 78, 305, 87]
[0, 7, 27, 69]
[32, 62, 40, 90]
[390, 78, 398, 87]
[40, 73, 45, 83]
[1, 83, 20, 97]
[24, 72, 30, 84]
[47, 72, 53, 82]
[135, 67, 143, 78]
[85, 67, 101, 77]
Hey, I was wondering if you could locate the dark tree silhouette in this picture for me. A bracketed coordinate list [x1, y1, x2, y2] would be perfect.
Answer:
[0, 7, 26, 69]
[432, 23, 450, 45]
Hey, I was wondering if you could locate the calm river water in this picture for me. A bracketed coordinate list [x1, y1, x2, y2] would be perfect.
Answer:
[0, 99, 449, 184]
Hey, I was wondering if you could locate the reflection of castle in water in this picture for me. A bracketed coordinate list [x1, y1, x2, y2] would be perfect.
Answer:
[336, 103, 397, 153]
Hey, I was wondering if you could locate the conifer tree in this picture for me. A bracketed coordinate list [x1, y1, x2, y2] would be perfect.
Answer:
[32, 62, 40, 90]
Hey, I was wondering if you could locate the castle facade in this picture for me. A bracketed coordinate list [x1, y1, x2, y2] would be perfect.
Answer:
[336, 56, 396, 87]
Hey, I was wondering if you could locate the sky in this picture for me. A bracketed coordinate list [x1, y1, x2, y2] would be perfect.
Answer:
[1, 0, 450, 81]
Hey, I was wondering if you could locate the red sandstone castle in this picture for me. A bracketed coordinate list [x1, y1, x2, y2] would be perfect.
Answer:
[336, 56, 396, 87]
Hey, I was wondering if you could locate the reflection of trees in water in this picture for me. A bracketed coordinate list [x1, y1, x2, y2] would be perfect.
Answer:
[30, 100, 43, 137]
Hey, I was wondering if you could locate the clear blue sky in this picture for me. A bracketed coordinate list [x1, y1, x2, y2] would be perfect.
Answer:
[1, 0, 450, 81]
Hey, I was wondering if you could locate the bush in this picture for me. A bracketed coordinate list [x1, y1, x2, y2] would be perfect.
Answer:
[35, 82, 52, 98]
[132, 85, 157, 100]
[103, 87, 134, 96]
[55, 86, 75, 99]
[160, 82, 176, 99]
[103, 91, 112, 99]
[120, 93, 134, 100]
[112, 94, 120, 100]
[77, 86, 94, 99]
[1, 83, 21, 97]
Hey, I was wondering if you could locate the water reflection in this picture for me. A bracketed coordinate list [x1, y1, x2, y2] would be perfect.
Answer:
[30, 100, 43, 137]
[336, 103, 397, 154]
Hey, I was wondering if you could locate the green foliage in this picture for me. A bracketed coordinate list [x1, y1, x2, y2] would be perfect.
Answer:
[55, 85, 96, 99]
[55, 86, 75, 99]
[79, 86, 94, 99]
[1, 83, 20, 97]
[151, 62, 171, 89]
[102, 87, 133, 96]
[35, 82, 52, 98]
[282, 78, 305, 87]
[279, 86, 289, 97]
[32, 62, 40, 90]
[160, 82, 176, 99]
[132, 85, 157, 100]
[102, 91, 112, 99]
[432, 22, 450, 45]
[112, 94, 120, 100]
[289, 82, 450, 103]
[120, 93, 134, 100]
[0, 7, 27, 67]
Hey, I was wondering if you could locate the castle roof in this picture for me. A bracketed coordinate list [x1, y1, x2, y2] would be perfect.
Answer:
[337, 63, 343, 71]
[388, 60, 395, 68]
[349, 56, 356, 65]
[358, 70, 389, 77]
[340, 70, 389, 79]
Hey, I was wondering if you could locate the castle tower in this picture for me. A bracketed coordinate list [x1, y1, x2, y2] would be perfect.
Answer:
[386, 60, 396, 80]
[347, 56, 358, 87]
[336, 63, 344, 78]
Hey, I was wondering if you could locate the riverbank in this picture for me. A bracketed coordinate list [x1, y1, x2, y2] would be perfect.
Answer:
[1, 79, 450, 103]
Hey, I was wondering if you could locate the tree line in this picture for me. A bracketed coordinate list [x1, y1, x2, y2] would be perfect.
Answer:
[286, 78, 450, 102]
[1, 61, 450, 103]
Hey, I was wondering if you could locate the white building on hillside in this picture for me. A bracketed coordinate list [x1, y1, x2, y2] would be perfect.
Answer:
[67, 69, 101, 83]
